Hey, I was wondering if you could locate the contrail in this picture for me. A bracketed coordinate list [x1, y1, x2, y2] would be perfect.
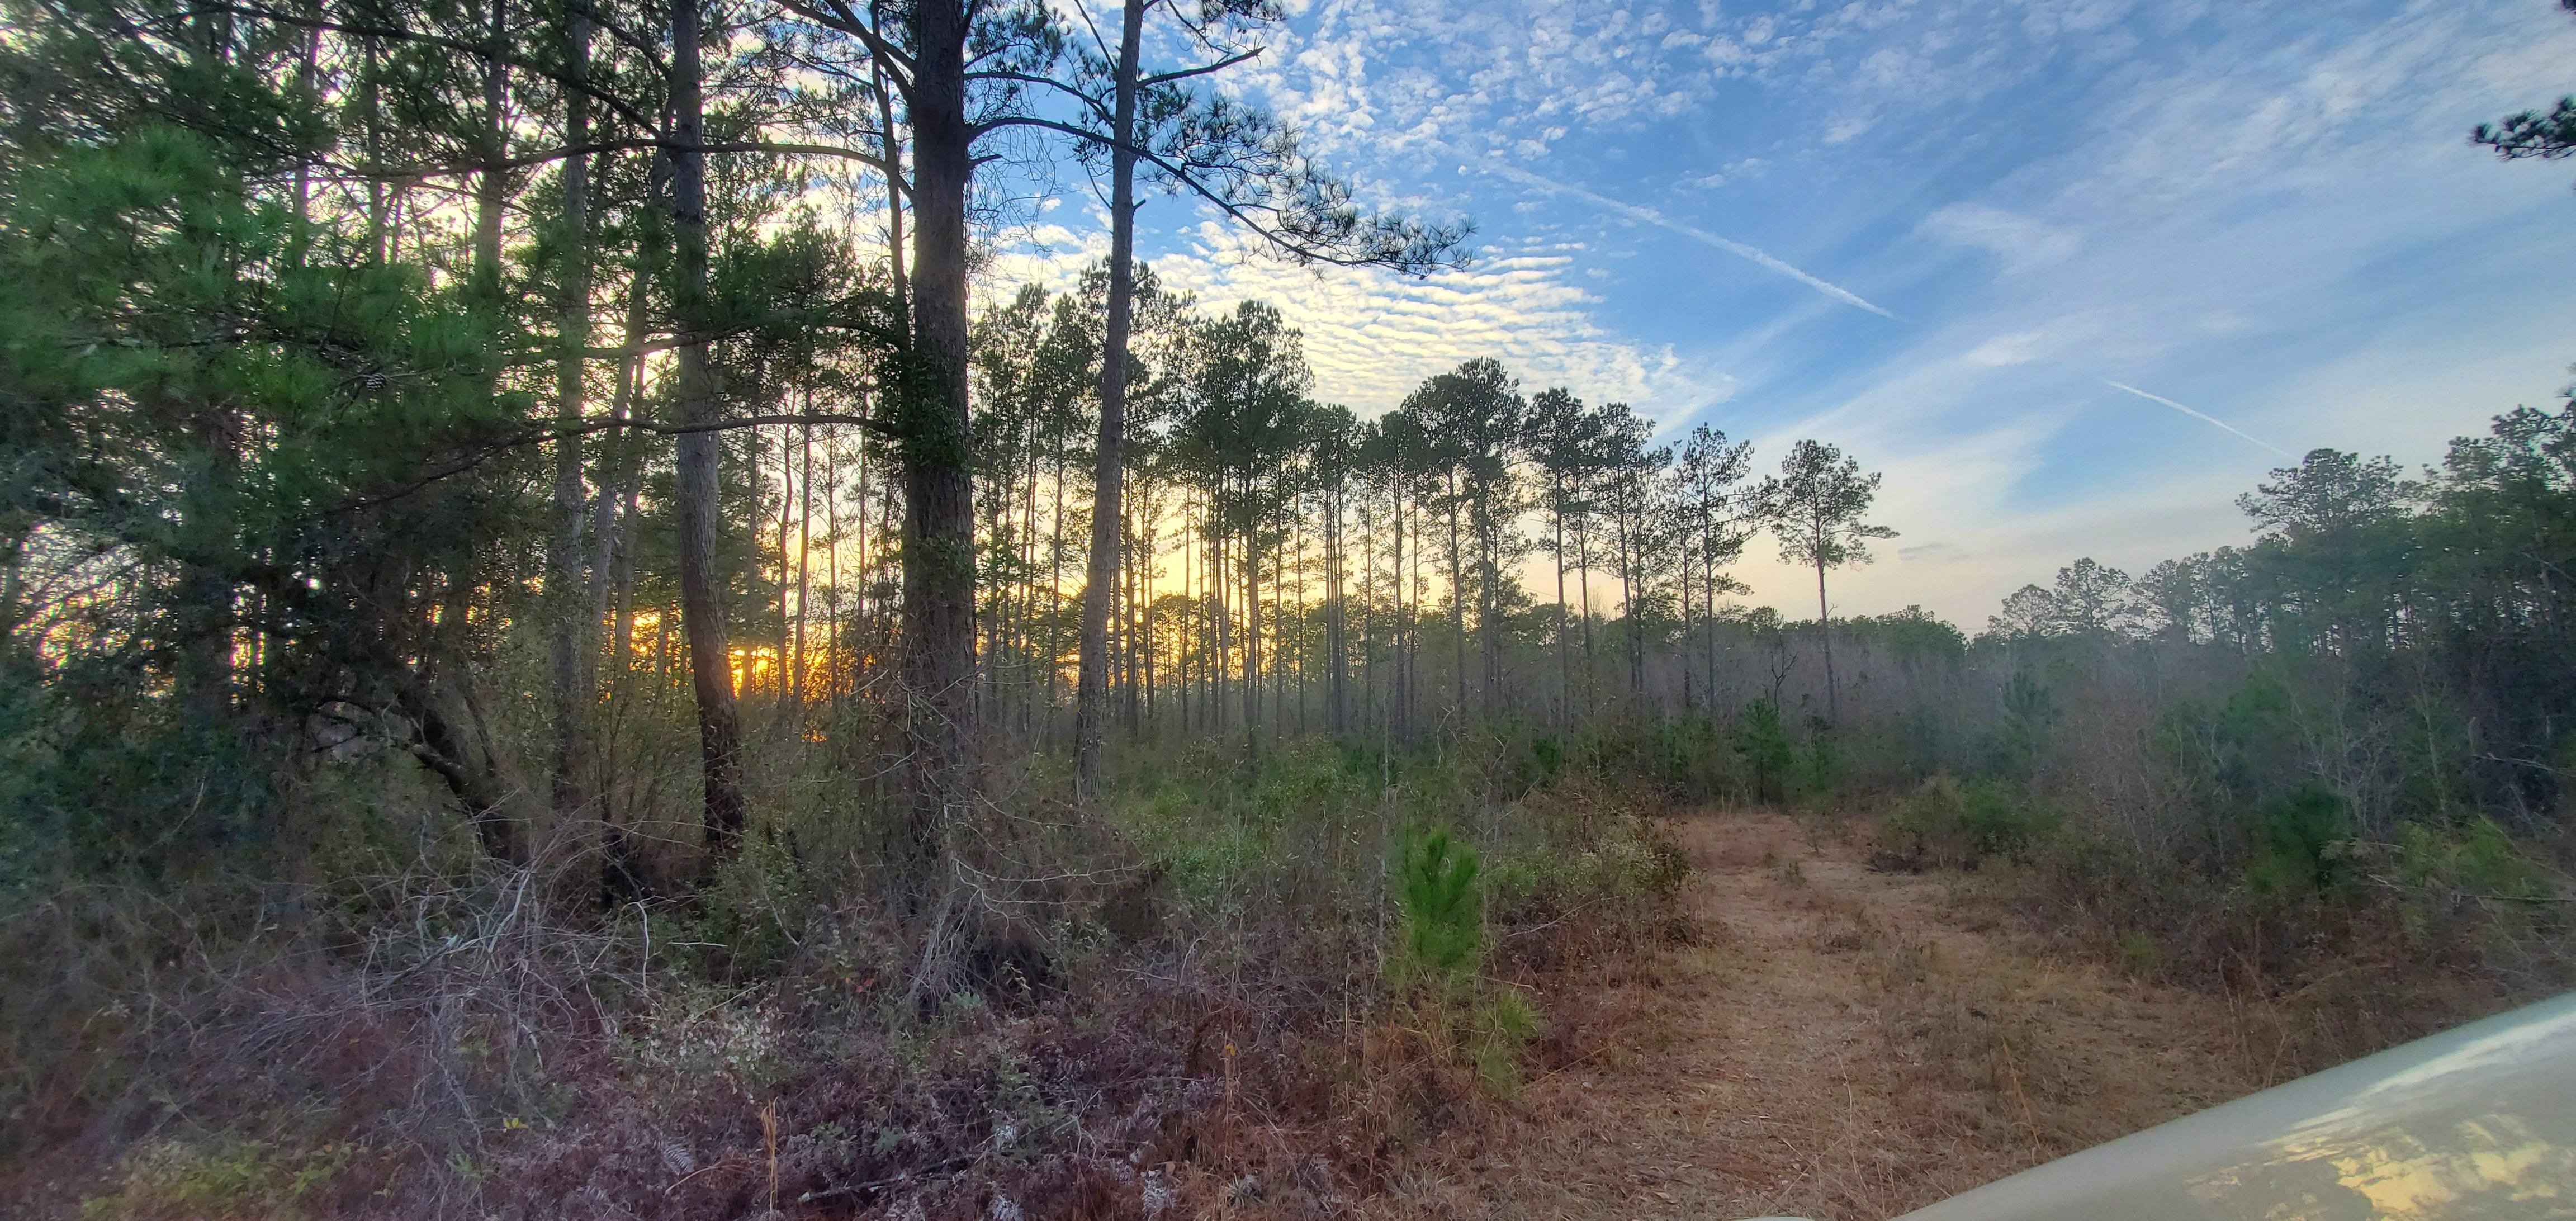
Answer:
[2103, 381, 2294, 458]
[1488, 163, 1896, 319]
[1487, 159, 2288, 462]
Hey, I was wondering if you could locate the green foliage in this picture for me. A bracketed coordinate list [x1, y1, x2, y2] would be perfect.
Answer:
[2247, 784, 2355, 895]
[1995, 671, 2059, 774]
[1759, 439, 1896, 571]
[8, 0, 2576, 1190]
[1649, 714, 1734, 801]
[1865, 605, 1969, 663]
[1562, 712, 1738, 803]
[1797, 722, 1841, 806]
[695, 831, 813, 978]
[1735, 698, 1796, 804]
[1530, 733, 1566, 785]
[0, 663, 274, 887]
[80, 1138, 356, 1219]
[1393, 825, 1483, 992]
[1881, 774, 2059, 869]
[2399, 817, 2555, 905]
[1465, 987, 1544, 1094]
[2156, 669, 2315, 827]
[2119, 930, 2163, 974]
[1484, 819, 1689, 923]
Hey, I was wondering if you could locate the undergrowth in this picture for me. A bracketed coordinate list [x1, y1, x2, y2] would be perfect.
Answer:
[1, 721, 1689, 1219]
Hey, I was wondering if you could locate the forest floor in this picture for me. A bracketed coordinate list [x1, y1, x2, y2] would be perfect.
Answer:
[1369, 808, 2279, 1221]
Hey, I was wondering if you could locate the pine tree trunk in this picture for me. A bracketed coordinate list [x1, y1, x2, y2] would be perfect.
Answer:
[1618, 499, 1639, 697]
[1706, 518, 1720, 714]
[1817, 555, 1838, 725]
[1578, 523, 1594, 716]
[1243, 529, 1260, 768]
[1554, 503, 1569, 735]
[473, 0, 506, 295]
[1045, 441, 1066, 739]
[778, 420, 794, 701]
[1073, 0, 1144, 796]
[1478, 501, 1498, 716]
[1210, 523, 1229, 735]
[899, 0, 982, 896]
[667, 0, 748, 859]
[1327, 493, 1348, 733]
[1445, 475, 1465, 718]
[589, 230, 653, 690]
[547, 4, 595, 829]
[1390, 483, 1407, 743]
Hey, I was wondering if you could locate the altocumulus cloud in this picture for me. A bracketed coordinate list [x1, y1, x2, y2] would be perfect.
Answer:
[991, 218, 1737, 421]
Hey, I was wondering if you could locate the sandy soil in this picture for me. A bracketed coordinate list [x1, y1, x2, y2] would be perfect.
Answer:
[1377, 808, 2274, 1221]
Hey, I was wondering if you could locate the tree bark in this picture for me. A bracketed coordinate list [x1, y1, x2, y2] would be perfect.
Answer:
[1327, 489, 1348, 733]
[1445, 474, 1465, 718]
[1817, 554, 1838, 725]
[588, 199, 655, 689]
[668, 0, 750, 859]
[1617, 495, 1640, 697]
[546, 1, 595, 829]
[1072, 0, 1143, 797]
[1554, 500, 1569, 735]
[898, 0, 982, 893]
[795, 419, 813, 706]
[473, 0, 506, 294]
[1477, 498, 1499, 715]
[1243, 527, 1261, 768]
[1577, 518, 1594, 716]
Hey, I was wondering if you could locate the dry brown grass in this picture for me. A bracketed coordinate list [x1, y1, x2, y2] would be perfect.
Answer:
[0, 753, 1691, 1221]
[1371, 808, 2287, 1221]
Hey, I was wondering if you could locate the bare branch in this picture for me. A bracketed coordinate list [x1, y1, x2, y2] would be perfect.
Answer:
[774, 0, 915, 92]
[976, 115, 1467, 273]
[964, 69, 1116, 125]
[1139, 46, 1261, 88]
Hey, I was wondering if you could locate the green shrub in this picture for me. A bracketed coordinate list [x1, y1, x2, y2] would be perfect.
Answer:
[1393, 826, 1483, 995]
[2119, 930, 2163, 974]
[1530, 734, 1566, 785]
[1735, 699, 1795, 804]
[1993, 671, 2059, 774]
[1651, 715, 1734, 802]
[1560, 714, 1740, 802]
[1798, 723, 1841, 807]
[1485, 818, 1689, 925]
[2248, 784, 2353, 895]
[1879, 774, 2058, 868]
[2400, 817, 2556, 906]
[0, 663, 274, 886]
[1388, 826, 1561, 1096]
[697, 830, 812, 978]
[1465, 987, 1544, 1094]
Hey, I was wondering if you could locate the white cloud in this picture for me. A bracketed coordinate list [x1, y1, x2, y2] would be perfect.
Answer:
[1821, 113, 1876, 144]
[1677, 157, 1768, 190]
[1963, 332, 2048, 368]
[992, 221, 1735, 422]
[1917, 204, 2082, 273]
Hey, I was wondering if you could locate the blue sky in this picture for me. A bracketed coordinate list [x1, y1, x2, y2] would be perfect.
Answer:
[1001, 0, 2576, 626]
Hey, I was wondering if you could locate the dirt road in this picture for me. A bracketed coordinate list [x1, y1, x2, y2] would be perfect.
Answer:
[1382, 809, 2272, 1220]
